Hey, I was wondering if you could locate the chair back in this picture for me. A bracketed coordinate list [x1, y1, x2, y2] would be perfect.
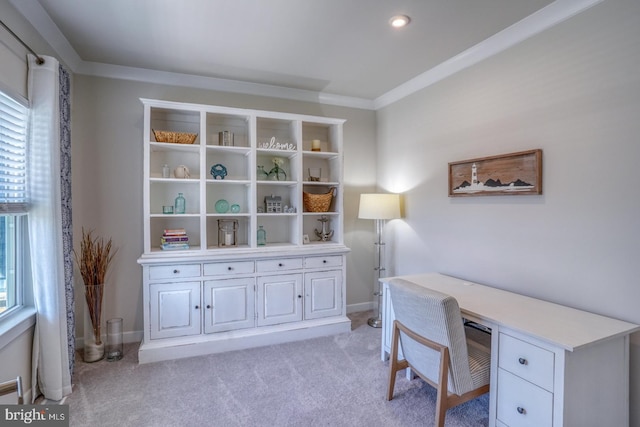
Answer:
[388, 278, 474, 395]
[0, 376, 24, 404]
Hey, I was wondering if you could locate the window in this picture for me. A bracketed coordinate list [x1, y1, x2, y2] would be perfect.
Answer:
[0, 90, 28, 318]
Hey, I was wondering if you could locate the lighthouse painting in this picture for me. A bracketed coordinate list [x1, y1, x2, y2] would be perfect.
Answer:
[448, 149, 542, 197]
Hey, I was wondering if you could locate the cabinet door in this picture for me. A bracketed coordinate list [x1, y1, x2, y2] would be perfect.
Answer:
[257, 274, 303, 326]
[203, 278, 255, 333]
[304, 270, 342, 320]
[149, 281, 201, 339]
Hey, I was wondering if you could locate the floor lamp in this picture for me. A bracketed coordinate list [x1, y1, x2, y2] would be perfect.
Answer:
[358, 193, 401, 328]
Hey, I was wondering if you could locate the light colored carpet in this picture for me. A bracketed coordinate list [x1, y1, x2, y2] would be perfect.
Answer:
[66, 311, 489, 426]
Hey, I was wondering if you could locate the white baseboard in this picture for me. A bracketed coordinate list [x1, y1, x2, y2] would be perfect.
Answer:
[346, 301, 375, 314]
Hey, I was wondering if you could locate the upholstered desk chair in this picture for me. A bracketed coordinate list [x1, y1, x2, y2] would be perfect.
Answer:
[387, 279, 490, 427]
[0, 376, 24, 404]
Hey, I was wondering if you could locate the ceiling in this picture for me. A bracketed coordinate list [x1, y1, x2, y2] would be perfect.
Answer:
[11, 0, 598, 109]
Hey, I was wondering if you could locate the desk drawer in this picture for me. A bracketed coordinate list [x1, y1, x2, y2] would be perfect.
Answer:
[204, 261, 254, 276]
[256, 258, 303, 272]
[497, 368, 553, 427]
[499, 333, 554, 392]
[149, 264, 201, 280]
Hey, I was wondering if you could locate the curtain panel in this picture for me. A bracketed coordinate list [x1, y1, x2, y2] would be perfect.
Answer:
[59, 62, 75, 379]
[28, 54, 74, 401]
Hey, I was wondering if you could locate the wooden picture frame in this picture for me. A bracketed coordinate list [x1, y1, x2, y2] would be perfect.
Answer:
[448, 149, 542, 197]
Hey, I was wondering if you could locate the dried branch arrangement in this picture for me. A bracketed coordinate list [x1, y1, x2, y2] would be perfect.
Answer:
[74, 228, 117, 345]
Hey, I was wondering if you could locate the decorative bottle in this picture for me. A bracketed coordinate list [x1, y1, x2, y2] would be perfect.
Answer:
[174, 192, 186, 214]
[257, 226, 266, 246]
[268, 158, 287, 181]
[257, 165, 268, 181]
[162, 164, 170, 178]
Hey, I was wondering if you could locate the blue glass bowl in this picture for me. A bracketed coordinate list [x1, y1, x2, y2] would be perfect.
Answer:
[215, 199, 229, 213]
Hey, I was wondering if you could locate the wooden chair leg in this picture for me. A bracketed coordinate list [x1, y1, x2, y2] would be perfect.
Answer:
[434, 347, 450, 427]
[387, 321, 400, 401]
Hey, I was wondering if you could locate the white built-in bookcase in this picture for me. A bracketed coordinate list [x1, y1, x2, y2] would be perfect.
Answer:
[142, 98, 345, 254]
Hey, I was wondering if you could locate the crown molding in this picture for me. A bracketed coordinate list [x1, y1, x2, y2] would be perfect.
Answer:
[374, 0, 604, 109]
[12, 0, 601, 111]
[77, 61, 376, 110]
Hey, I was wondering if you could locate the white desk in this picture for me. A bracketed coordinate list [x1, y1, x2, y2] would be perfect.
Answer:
[380, 273, 639, 427]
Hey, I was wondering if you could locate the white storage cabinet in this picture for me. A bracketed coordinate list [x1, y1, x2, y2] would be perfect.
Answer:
[138, 99, 351, 363]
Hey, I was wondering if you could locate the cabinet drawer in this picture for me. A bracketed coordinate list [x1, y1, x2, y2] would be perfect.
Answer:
[256, 258, 303, 272]
[203, 261, 254, 276]
[304, 255, 342, 269]
[149, 264, 201, 280]
[497, 368, 553, 427]
[499, 333, 554, 392]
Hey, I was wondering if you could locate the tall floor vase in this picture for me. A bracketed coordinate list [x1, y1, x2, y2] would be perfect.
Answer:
[84, 284, 104, 362]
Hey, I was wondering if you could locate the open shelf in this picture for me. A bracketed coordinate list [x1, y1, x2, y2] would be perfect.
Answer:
[142, 98, 345, 254]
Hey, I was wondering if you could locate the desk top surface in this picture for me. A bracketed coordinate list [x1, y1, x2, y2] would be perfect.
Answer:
[382, 273, 639, 351]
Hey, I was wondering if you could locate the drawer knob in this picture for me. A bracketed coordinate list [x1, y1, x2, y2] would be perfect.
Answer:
[173, 269, 180, 274]
[518, 357, 528, 365]
[323, 260, 327, 263]
[517, 407, 526, 415]
[227, 266, 233, 271]
[279, 263, 284, 267]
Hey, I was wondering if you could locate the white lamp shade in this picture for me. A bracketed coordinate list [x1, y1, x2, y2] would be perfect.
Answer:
[358, 193, 401, 220]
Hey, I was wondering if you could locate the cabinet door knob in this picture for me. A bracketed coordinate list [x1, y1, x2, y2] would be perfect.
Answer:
[517, 407, 526, 415]
[297, 295, 302, 299]
[195, 305, 199, 309]
[518, 357, 527, 365]
[206, 305, 212, 309]
[173, 269, 179, 274]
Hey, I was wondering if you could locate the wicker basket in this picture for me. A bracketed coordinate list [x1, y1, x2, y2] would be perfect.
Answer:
[153, 129, 198, 144]
[303, 187, 336, 212]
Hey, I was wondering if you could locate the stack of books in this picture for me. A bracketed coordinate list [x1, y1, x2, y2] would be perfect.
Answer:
[161, 228, 190, 250]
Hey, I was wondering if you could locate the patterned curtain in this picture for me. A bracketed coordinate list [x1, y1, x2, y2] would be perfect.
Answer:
[59, 64, 75, 376]
[28, 54, 73, 400]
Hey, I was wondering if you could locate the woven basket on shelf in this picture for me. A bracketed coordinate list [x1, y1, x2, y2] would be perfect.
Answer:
[152, 129, 198, 144]
[303, 187, 336, 212]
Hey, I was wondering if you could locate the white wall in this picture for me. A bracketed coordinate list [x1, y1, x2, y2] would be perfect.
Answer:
[71, 76, 377, 339]
[376, 0, 640, 423]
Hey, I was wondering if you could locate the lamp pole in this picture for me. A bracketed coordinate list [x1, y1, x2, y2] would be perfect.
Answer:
[368, 218, 386, 327]
[358, 193, 401, 328]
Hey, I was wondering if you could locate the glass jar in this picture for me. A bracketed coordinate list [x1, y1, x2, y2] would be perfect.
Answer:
[174, 192, 186, 214]
[162, 164, 170, 178]
[257, 225, 266, 246]
[268, 165, 286, 181]
[257, 165, 268, 180]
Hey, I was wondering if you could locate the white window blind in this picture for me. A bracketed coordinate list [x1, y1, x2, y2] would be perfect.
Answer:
[0, 91, 28, 213]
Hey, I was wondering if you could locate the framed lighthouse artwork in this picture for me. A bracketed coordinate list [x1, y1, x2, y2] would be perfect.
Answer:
[448, 149, 542, 197]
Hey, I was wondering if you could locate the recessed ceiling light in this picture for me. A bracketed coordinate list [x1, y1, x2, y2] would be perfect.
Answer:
[389, 15, 410, 28]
